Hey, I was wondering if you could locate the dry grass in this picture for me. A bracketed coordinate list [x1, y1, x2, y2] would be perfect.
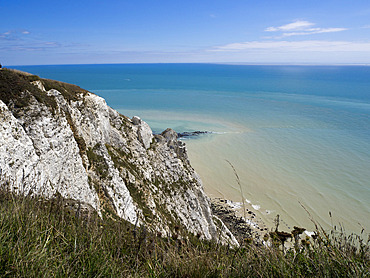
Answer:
[0, 186, 368, 277]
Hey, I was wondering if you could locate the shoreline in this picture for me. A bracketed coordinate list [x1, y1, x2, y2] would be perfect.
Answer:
[210, 197, 269, 243]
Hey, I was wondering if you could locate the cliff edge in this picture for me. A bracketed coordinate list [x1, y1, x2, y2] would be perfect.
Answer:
[0, 68, 237, 245]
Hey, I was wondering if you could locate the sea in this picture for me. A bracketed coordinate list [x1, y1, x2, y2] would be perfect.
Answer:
[11, 63, 370, 234]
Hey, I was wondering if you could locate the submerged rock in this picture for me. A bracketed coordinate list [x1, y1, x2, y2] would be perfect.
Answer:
[177, 131, 211, 138]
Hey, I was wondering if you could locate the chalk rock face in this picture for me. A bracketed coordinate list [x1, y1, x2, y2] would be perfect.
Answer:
[0, 69, 237, 245]
[0, 95, 100, 213]
[132, 116, 153, 149]
[160, 128, 189, 162]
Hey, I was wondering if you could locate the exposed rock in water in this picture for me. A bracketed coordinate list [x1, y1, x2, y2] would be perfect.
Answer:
[177, 131, 211, 138]
[0, 68, 238, 246]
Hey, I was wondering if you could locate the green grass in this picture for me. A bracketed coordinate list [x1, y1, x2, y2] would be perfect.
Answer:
[0, 188, 368, 277]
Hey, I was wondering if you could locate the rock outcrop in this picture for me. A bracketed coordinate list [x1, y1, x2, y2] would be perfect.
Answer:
[0, 69, 238, 245]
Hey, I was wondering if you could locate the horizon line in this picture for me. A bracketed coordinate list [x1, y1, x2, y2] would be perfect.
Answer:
[5, 62, 370, 67]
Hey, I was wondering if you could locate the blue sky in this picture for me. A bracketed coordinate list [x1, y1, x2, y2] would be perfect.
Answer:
[1, 0, 370, 65]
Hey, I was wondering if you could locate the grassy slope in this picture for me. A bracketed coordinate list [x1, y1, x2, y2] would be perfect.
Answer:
[0, 68, 87, 113]
[0, 189, 368, 278]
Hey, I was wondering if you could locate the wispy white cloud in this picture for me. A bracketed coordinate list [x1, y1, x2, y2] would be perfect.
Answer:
[0, 29, 63, 52]
[0, 29, 31, 39]
[0, 42, 61, 52]
[211, 40, 370, 52]
[265, 20, 314, 32]
[281, 28, 348, 37]
[265, 20, 347, 38]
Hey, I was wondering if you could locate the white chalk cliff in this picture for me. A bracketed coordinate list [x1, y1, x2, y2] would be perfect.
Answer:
[0, 69, 237, 245]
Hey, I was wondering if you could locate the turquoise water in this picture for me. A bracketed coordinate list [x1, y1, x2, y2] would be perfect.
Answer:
[13, 64, 370, 233]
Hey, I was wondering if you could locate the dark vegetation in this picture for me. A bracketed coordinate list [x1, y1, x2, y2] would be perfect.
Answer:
[42, 78, 88, 102]
[0, 68, 56, 111]
[87, 144, 110, 180]
[0, 68, 87, 114]
[0, 187, 368, 277]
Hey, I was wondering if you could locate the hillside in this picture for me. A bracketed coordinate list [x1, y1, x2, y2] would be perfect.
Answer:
[0, 187, 368, 277]
[0, 68, 236, 245]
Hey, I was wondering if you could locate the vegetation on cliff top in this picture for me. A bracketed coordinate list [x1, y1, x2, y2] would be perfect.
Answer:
[0, 188, 368, 277]
[0, 68, 87, 113]
[0, 68, 54, 110]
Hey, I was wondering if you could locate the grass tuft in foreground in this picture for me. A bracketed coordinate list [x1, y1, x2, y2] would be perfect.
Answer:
[0, 188, 368, 277]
